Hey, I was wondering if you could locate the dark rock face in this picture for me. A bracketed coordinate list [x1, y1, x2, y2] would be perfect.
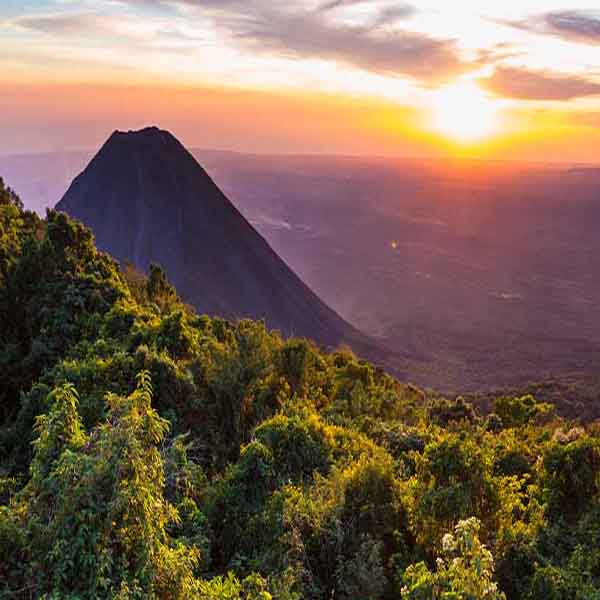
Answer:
[57, 126, 393, 365]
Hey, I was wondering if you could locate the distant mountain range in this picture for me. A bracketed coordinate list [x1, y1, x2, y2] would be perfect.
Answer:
[56, 127, 396, 370]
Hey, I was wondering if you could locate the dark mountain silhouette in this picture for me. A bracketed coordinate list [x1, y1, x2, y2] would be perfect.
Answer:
[57, 126, 398, 370]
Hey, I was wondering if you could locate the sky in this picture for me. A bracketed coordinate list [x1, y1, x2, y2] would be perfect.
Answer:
[2, 0, 600, 162]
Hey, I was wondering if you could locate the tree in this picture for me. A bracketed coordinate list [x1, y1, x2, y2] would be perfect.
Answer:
[402, 517, 506, 600]
[411, 437, 498, 545]
[147, 263, 178, 311]
[493, 395, 552, 429]
[543, 437, 600, 522]
[0, 176, 23, 209]
[17, 372, 200, 598]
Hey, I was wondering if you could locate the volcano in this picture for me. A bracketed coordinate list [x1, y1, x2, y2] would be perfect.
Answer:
[57, 126, 396, 368]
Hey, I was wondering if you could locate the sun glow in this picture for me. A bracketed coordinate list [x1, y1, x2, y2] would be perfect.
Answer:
[429, 81, 499, 142]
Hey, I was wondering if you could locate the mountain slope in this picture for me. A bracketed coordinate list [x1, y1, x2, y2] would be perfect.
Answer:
[57, 126, 395, 368]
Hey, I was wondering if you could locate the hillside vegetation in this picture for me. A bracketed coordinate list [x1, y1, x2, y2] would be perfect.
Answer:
[1, 178, 600, 599]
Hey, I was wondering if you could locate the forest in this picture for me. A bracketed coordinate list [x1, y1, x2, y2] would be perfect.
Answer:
[1, 175, 600, 599]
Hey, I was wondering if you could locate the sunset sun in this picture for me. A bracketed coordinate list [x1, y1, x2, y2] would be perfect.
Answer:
[429, 80, 499, 142]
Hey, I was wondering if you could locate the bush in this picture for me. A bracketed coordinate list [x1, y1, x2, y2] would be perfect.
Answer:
[543, 437, 600, 522]
[401, 518, 505, 600]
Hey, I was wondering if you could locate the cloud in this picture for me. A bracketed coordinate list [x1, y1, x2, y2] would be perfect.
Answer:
[110, 0, 465, 82]
[482, 66, 600, 101]
[242, 19, 461, 81]
[372, 5, 417, 28]
[8, 9, 205, 55]
[506, 9, 600, 46]
[318, 0, 415, 19]
[543, 10, 600, 44]
[10, 1, 467, 83]
[205, 3, 464, 82]
[12, 13, 113, 36]
[319, 0, 367, 10]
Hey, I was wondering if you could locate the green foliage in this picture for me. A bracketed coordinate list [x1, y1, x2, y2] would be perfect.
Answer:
[335, 536, 386, 600]
[401, 517, 506, 600]
[274, 455, 413, 598]
[10, 372, 200, 598]
[0, 176, 22, 209]
[2, 192, 600, 599]
[147, 263, 179, 309]
[428, 396, 477, 427]
[493, 394, 553, 429]
[254, 413, 333, 483]
[0, 207, 126, 423]
[410, 437, 499, 544]
[543, 436, 600, 522]
[527, 567, 570, 600]
[197, 573, 274, 600]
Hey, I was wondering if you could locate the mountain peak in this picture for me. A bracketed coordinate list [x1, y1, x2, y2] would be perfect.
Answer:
[104, 126, 179, 150]
[56, 127, 394, 369]
[112, 125, 164, 137]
